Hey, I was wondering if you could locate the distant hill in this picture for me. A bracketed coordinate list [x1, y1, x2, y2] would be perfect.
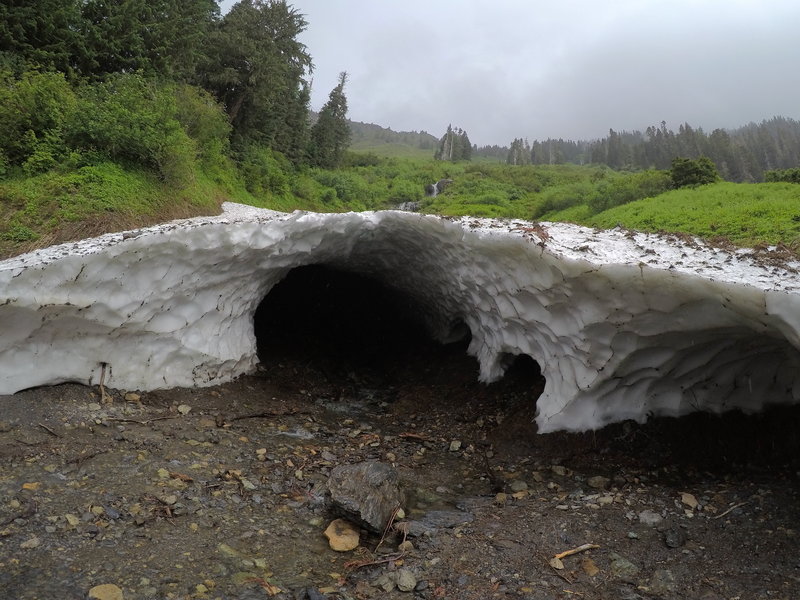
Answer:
[347, 120, 438, 158]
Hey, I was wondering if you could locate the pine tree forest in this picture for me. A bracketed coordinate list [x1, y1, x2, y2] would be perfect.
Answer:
[486, 117, 800, 183]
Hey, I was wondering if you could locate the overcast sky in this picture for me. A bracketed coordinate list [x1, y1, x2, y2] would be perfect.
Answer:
[219, 0, 800, 146]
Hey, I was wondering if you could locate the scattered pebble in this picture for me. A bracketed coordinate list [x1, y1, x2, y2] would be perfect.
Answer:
[87, 583, 124, 600]
[648, 569, 677, 596]
[396, 568, 417, 592]
[680, 491, 699, 510]
[664, 526, 688, 548]
[588, 475, 610, 489]
[323, 518, 360, 552]
[509, 480, 528, 492]
[638, 509, 663, 527]
[20, 536, 41, 549]
[609, 552, 640, 580]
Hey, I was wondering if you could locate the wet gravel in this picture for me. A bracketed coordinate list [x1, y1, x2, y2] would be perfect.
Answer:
[2, 264, 799, 599]
[1, 339, 799, 599]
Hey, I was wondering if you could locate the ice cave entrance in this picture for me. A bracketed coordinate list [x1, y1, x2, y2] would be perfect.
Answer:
[252, 264, 543, 392]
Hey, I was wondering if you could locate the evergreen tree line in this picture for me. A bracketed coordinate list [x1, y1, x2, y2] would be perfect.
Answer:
[0, 0, 351, 178]
[434, 125, 472, 161]
[477, 117, 800, 182]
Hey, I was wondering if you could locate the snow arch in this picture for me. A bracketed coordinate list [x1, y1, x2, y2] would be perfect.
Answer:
[1, 203, 799, 432]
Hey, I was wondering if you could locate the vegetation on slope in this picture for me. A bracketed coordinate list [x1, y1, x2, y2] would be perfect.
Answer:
[587, 183, 800, 248]
[1, 1, 799, 259]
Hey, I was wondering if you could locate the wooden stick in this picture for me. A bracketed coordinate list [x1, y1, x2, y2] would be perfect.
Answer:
[712, 501, 748, 520]
[99, 363, 112, 404]
[554, 543, 600, 560]
[38, 422, 60, 437]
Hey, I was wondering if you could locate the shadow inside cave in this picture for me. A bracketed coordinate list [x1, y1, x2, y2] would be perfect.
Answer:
[253, 264, 469, 382]
[251, 264, 800, 474]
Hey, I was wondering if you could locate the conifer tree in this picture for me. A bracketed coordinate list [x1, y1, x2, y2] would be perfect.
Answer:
[309, 71, 351, 168]
[202, 0, 312, 156]
[435, 124, 472, 161]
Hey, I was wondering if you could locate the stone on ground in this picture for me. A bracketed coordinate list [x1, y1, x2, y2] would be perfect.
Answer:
[323, 518, 360, 551]
[327, 461, 403, 533]
[88, 583, 124, 600]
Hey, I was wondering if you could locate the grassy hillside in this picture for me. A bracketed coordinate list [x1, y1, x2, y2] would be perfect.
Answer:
[3, 152, 799, 259]
[347, 141, 434, 159]
[348, 120, 437, 159]
[585, 182, 800, 247]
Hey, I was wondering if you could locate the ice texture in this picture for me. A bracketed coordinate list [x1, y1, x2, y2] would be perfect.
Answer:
[2, 203, 799, 432]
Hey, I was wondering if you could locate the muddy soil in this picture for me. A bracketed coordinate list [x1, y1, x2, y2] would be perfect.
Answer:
[1, 266, 800, 599]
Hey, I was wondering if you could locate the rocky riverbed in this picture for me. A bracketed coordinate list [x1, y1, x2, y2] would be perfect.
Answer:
[1, 328, 799, 600]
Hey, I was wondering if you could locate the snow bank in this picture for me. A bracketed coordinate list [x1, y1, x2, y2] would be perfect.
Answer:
[2, 203, 799, 432]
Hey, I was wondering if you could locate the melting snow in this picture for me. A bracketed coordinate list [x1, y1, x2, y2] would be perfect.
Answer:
[2, 203, 799, 432]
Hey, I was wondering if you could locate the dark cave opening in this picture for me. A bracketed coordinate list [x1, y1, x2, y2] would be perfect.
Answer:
[255, 264, 431, 362]
[253, 264, 546, 392]
[254, 264, 471, 382]
[251, 264, 800, 471]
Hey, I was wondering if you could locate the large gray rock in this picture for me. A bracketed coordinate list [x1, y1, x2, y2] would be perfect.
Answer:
[327, 461, 404, 533]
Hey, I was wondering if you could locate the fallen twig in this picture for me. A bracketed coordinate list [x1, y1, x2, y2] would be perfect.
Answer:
[343, 552, 406, 572]
[106, 415, 178, 425]
[398, 432, 430, 441]
[98, 362, 112, 404]
[228, 409, 309, 422]
[37, 423, 60, 438]
[712, 501, 748, 520]
[375, 505, 401, 553]
[66, 450, 107, 466]
[244, 577, 281, 596]
[554, 543, 600, 560]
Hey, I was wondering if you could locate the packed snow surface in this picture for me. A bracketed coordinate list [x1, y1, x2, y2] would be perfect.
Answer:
[2, 203, 800, 432]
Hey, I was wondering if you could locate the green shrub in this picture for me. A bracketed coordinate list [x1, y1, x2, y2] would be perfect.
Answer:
[0, 224, 38, 242]
[765, 167, 800, 184]
[387, 179, 422, 203]
[174, 84, 231, 170]
[478, 192, 507, 206]
[311, 170, 371, 204]
[670, 156, 719, 188]
[321, 188, 338, 203]
[343, 151, 382, 167]
[589, 169, 672, 212]
[535, 181, 599, 217]
[0, 69, 76, 169]
[237, 145, 292, 198]
[68, 73, 195, 186]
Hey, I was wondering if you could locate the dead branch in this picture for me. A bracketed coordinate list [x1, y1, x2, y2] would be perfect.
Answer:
[374, 505, 401, 553]
[99, 362, 112, 404]
[228, 409, 310, 422]
[106, 415, 178, 425]
[554, 543, 600, 560]
[37, 423, 60, 437]
[712, 501, 748, 520]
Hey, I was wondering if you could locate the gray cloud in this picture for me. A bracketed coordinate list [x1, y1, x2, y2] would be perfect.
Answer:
[220, 0, 800, 146]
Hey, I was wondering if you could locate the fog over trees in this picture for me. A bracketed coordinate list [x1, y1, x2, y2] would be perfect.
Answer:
[482, 117, 800, 182]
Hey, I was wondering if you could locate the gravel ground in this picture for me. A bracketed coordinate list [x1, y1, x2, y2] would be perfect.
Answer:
[1, 336, 799, 600]
[2, 265, 799, 600]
